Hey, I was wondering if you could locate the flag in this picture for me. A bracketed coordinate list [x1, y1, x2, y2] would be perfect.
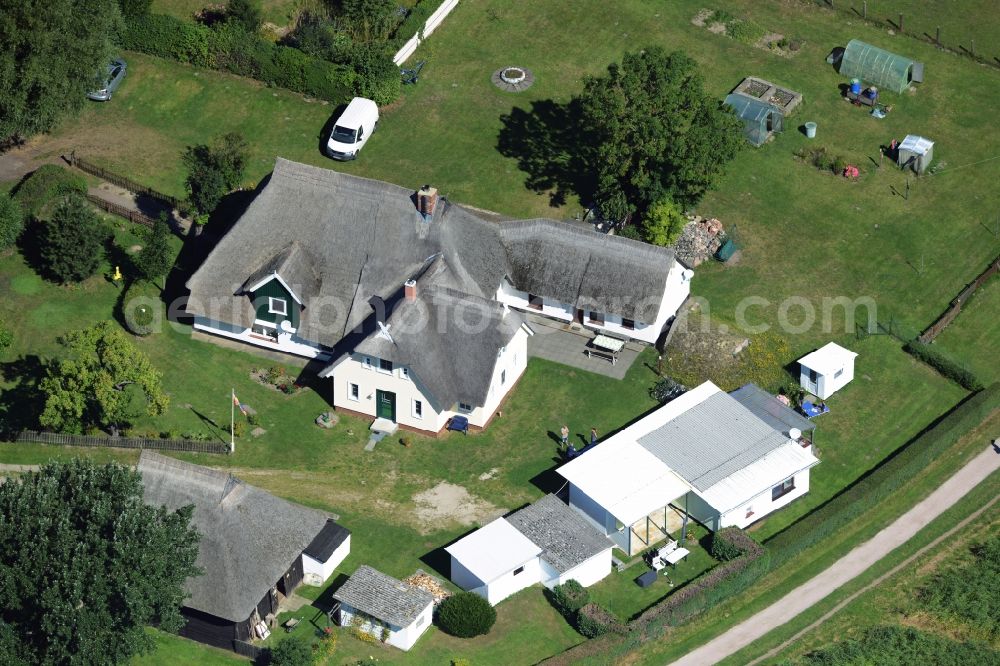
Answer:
[232, 392, 248, 416]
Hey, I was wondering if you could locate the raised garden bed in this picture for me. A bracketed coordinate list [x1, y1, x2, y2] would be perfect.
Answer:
[733, 76, 802, 115]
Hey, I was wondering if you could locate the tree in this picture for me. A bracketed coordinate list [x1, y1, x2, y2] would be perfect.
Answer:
[576, 47, 744, 218]
[39, 321, 169, 434]
[350, 42, 401, 105]
[436, 592, 496, 637]
[0, 0, 121, 141]
[341, 0, 397, 42]
[226, 0, 262, 34]
[0, 194, 23, 249]
[641, 198, 687, 247]
[0, 459, 199, 665]
[134, 216, 173, 284]
[38, 194, 106, 283]
[118, 0, 152, 20]
[0, 320, 12, 354]
[182, 133, 249, 214]
[270, 637, 314, 666]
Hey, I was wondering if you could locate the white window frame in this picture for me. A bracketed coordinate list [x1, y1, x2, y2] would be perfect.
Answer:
[400, 367, 409, 380]
[377, 358, 393, 374]
[458, 402, 473, 412]
[348, 382, 360, 402]
[362, 356, 373, 371]
[268, 297, 287, 316]
[501, 369, 506, 386]
[834, 368, 844, 379]
[412, 399, 423, 419]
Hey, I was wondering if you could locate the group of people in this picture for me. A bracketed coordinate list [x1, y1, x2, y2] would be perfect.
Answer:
[560, 425, 599, 450]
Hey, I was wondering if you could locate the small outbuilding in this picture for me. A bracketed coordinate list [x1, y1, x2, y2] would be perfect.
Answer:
[446, 516, 543, 605]
[724, 93, 784, 147]
[897, 135, 934, 174]
[333, 565, 434, 651]
[798, 342, 858, 400]
[839, 39, 923, 93]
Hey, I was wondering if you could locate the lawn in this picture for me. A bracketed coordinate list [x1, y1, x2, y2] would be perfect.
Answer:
[931, 275, 1000, 385]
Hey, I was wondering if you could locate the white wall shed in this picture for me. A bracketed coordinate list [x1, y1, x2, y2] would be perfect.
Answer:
[798, 342, 858, 400]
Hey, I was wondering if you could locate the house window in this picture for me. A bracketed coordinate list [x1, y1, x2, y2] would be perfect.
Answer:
[772, 478, 796, 501]
[378, 358, 393, 373]
[500, 369, 506, 386]
[834, 368, 844, 379]
[588, 311, 605, 325]
[808, 368, 818, 383]
[362, 356, 373, 370]
[349, 383, 360, 401]
[413, 399, 423, 419]
[415, 615, 425, 628]
[458, 402, 473, 412]
[268, 297, 287, 316]
[528, 293, 543, 311]
[251, 322, 277, 341]
[400, 367, 409, 380]
[513, 566, 525, 576]
[622, 318, 635, 330]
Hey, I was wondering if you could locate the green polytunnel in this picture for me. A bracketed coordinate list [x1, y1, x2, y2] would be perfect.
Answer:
[839, 39, 924, 94]
[724, 93, 784, 147]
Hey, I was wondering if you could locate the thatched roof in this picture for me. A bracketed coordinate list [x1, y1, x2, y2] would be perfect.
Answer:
[138, 451, 344, 622]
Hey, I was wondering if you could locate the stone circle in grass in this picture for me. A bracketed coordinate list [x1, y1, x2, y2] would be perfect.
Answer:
[492, 66, 534, 92]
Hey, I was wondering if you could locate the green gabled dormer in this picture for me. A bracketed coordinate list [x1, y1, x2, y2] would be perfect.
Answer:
[239, 242, 319, 336]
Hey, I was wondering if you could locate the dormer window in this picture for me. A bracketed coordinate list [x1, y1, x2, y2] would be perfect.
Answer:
[378, 358, 393, 373]
[268, 297, 287, 316]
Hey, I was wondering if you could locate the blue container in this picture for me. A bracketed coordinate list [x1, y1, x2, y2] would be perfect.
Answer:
[850, 79, 862, 95]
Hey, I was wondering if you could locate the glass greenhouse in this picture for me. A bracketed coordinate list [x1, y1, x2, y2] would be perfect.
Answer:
[839, 39, 924, 94]
[724, 93, 784, 147]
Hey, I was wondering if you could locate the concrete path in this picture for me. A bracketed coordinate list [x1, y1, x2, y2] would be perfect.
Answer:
[669, 444, 1000, 666]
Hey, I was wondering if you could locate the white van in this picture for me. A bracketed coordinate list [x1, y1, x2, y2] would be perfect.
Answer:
[326, 97, 379, 160]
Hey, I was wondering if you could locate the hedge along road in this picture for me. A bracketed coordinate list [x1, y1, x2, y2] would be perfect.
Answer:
[669, 444, 1000, 666]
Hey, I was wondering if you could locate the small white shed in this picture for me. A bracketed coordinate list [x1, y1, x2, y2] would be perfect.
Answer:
[897, 134, 934, 174]
[333, 565, 434, 651]
[446, 518, 543, 606]
[798, 342, 858, 400]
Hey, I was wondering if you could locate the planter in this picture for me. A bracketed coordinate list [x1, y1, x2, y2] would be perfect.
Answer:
[500, 67, 526, 84]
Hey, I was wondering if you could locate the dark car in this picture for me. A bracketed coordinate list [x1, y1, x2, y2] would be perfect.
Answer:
[87, 58, 127, 101]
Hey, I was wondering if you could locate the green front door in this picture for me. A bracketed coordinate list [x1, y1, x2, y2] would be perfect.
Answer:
[376, 390, 396, 421]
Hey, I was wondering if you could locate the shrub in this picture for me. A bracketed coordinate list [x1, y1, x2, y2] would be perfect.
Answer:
[122, 281, 162, 336]
[117, 0, 151, 20]
[13, 164, 87, 218]
[726, 19, 765, 44]
[642, 198, 687, 247]
[650, 377, 686, 403]
[711, 527, 760, 562]
[349, 42, 401, 105]
[904, 341, 983, 391]
[0, 322, 12, 354]
[231, 419, 246, 438]
[709, 9, 734, 25]
[615, 224, 644, 241]
[0, 194, 24, 249]
[436, 592, 496, 637]
[576, 603, 624, 638]
[134, 216, 173, 283]
[226, 0, 261, 34]
[38, 194, 106, 283]
[182, 132, 249, 214]
[549, 580, 590, 616]
[269, 636, 313, 666]
[766, 382, 1000, 570]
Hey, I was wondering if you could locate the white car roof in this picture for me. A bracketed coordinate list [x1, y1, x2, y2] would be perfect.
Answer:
[336, 97, 378, 128]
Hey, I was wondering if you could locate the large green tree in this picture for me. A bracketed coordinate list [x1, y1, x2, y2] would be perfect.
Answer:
[38, 194, 107, 283]
[133, 216, 173, 284]
[577, 46, 744, 220]
[39, 321, 169, 434]
[182, 132, 249, 214]
[0, 0, 121, 140]
[0, 459, 199, 665]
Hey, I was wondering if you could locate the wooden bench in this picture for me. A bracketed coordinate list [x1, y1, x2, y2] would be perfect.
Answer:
[846, 90, 877, 107]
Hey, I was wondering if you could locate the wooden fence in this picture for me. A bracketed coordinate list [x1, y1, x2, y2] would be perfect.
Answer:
[67, 152, 181, 209]
[919, 253, 1000, 342]
[232, 640, 267, 661]
[15, 430, 230, 455]
[85, 193, 159, 228]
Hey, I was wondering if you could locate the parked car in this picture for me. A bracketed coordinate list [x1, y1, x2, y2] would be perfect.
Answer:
[87, 58, 127, 101]
[326, 97, 379, 160]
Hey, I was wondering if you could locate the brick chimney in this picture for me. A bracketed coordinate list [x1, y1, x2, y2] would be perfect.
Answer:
[417, 185, 438, 219]
[404, 278, 417, 301]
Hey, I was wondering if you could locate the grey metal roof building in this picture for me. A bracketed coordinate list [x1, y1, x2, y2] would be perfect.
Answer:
[729, 383, 815, 437]
[637, 390, 789, 491]
[506, 494, 611, 574]
[334, 565, 434, 628]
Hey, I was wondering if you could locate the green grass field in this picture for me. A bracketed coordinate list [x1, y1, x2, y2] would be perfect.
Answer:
[932, 275, 1000, 385]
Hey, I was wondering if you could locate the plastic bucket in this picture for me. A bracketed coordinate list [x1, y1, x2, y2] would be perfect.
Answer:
[804, 122, 817, 139]
[850, 79, 862, 95]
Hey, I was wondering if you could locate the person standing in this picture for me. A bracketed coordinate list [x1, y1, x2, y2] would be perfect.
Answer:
[560, 425, 569, 447]
[590, 427, 598, 446]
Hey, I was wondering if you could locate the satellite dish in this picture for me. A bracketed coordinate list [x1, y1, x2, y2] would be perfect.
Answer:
[789, 428, 801, 441]
[279, 320, 294, 334]
[682, 268, 694, 281]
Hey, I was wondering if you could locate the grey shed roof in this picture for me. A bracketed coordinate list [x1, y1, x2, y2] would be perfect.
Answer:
[186, 158, 681, 350]
[334, 565, 434, 628]
[729, 384, 815, 435]
[352, 260, 526, 408]
[138, 451, 340, 622]
[637, 391, 789, 490]
[506, 494, 611, 574]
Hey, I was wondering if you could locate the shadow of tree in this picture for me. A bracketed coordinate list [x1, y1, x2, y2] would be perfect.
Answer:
[496, 98, 595, 208]
[0, 355, 46, 437]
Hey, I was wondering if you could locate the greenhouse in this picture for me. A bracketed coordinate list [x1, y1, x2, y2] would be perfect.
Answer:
[839, 39, 924, 94]
[724, 93, 784, 147]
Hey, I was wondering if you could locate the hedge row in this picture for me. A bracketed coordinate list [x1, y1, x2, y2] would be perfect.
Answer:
[904, 341, 984, 391]
[118, 14, 354, 104]
[765, 382, 1000, 569]
[710, 526, 761, 562]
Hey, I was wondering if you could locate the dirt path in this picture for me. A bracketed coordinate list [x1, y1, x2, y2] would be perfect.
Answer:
[668, 445, 1000, 666]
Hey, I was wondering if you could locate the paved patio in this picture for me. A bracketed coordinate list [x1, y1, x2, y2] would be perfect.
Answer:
[524, 313, 644, 379]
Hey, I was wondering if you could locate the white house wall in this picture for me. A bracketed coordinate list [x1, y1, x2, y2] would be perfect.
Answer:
[553, 548, 614, 589]
[453, 553, 543, 605]
[192, 316, 329, 360]
[718, 469, 812, 530]
[684, 491, 721, 532]
[302, 535, 351, 583]
[449, 557, 486, 594]
[568, 485, 629, 553]
[338, 602, 432, 652]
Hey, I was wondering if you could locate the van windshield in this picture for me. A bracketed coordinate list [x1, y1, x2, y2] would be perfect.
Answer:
[331, 125, 357, 143]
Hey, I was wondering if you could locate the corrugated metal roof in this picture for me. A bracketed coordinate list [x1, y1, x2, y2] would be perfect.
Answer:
[445, 518, 542, 583]
[798, 342, 857, 375]
[638, 391, 789, 491]
[730, 384, 815, 434]
[698, 442, 820, 512]
[899, 134, 933, 155]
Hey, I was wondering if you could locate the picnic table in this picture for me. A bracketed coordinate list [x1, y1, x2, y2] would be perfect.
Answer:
[587, 334, 626, 365]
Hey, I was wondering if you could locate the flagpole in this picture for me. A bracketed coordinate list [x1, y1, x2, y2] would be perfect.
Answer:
[230, 388, 235, 454]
